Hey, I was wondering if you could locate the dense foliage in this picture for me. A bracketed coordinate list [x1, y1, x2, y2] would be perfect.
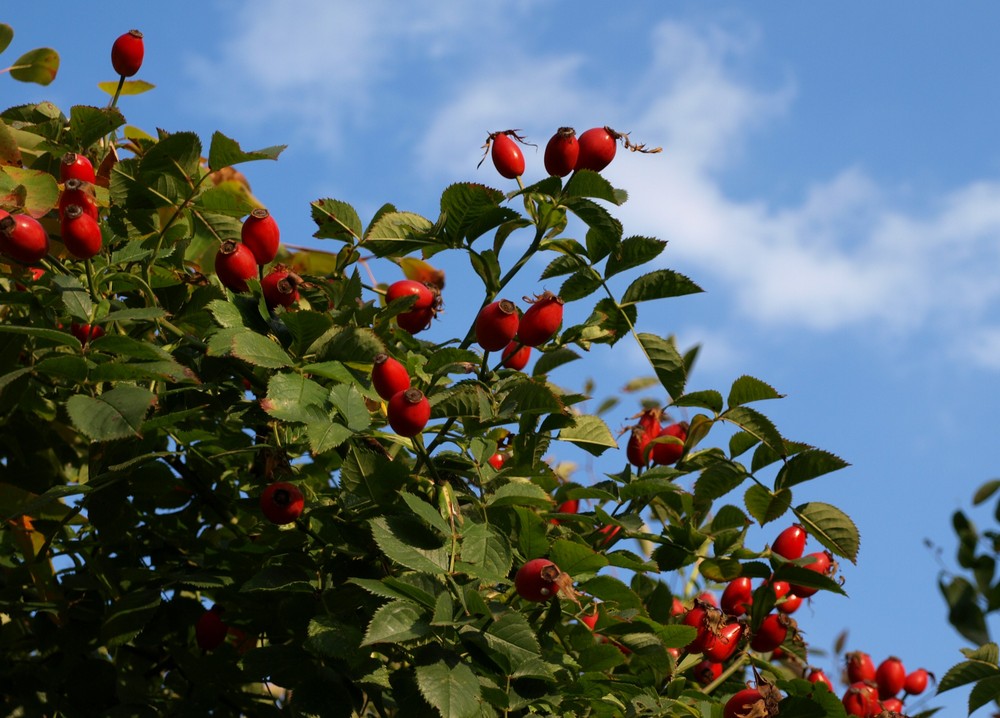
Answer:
[0, 21, 959, 718]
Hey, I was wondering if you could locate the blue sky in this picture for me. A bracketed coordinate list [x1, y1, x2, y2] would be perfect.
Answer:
[8, 2, 1000, 713]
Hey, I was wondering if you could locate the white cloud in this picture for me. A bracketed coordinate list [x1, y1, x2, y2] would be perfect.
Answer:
[194, 6, 1000, 367]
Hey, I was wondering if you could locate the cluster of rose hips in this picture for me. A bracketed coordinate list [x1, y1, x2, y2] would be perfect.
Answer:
[626, 406, 689, 468]
[0, 30, 149, 335]
[1, 28, 145, 267]
[486, 125, 662, 180]
[214, 208, 303, 309]
[829, 651, 931, 717]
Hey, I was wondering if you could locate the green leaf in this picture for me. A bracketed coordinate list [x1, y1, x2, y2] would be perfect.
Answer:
[69, 105, 125, 148]
[744, 485, 792, 525]
[439, 182, 516, 246]
[88, 360, 196, 384]
[309, 198, 363, 242]
[499, 379, 564, 416]
[401, 492, 452, 537]
[0, 324, 79, 348]
[328, 384, 371, 432]
[304, 617, 365, 664]
[0, 166, 59, 218]
[430, 382, 488, 420]
[563, 170, 621, 204]
[482, 612, 543, 673]
[969, 675, 1000, 714]
[263, 373, 328, 423]
[363, 211, 435, 256]
[620, 269, 702, 305]
[458, 523, 512, 581]
[531, 346, 581, 376]
[604, 236, 667, 279]
[207, 131, 285, 170]
[415, 660, 482, 718]
[231, 332, 293, 368]
[729, 432, 759, 458]
[4, 484, 90, 523]
[49, 274, 93, 321]
[728, 375, 784, 407]
[90, 335, 173, 361]
[563, 197, 623, 241]
[556, 414, 618, 456]
[550, 539, 609, 576]
[369, 516, 449, 574]
[775, 449, 850, 490]
[637, 333, 686, 399]
[973, 480, 1000, 506]
[672, 390, 724, 414]
[306, 421, 353, 455]
[65, 387, 155, 441]
[722, 406, 784, 456]
[9, 47, 59, 85]
[361, 600, 431, 646]
[793, 502, 860, 563]
[581, 575, 642, 609]
[101, 590, 161, 648]
[0, 24, 12, 54]
[699, 558, 744, 582]
[938, 657, 1000, 693]
[540, 254, 588, 280]
[771, 563, 846, 597]
[559, 267, 604, 301]
[486, 482, 553, 508]
[97, 79, 155, 97]
[693, 460, 747, 502]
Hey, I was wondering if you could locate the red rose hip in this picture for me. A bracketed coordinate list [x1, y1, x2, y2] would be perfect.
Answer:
[111, 29, 144, 77]
[241, 208, 280, 265]
[544, 127, 579, 177]
[61, 205, 102, 259]
[261, 266, 300, 308]
[575, 126, 618, 172]
[215, 240, 257, 293]
[475, 299, 519, 351]
[517, 291, 564, 346]
[0, 214, 49, 264]
[260, 481, 305, 525]
[490, 131, 525, 179]
[60, 153, 96, 184]
[514, 558, 561, 601]
[387, 388, 430, 437]
[371, 353, 410, 400]
[501, 341, 531, 370]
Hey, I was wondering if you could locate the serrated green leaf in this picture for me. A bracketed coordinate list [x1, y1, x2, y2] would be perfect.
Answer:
[499, 379, 563, 416]
[550, 539, 609, 576]
[49, 274, 93, 321]
[304, 617, 365, 664]
[563, 170, 621, 204]
[728, 375, 784, 407]
[722, 406, 784, 456]
[559, 267, 604, 301]
[264, 373, 328, 423]
[402, 492, 452, 537]
[90, 335, 173, 361]
[369, 517, 448, 574]
[531, 346, 580, 376]
[729, 432, 760, 458]
[693, 460, 747, 502]
[415, 660, 481, 718]
[793, 502, 860, 563]
[100, 590, 160, 648]
[207, 131, 285, 170]
[430, 382, 488, 420]
[328, 383, 371, 432]
[580, 574, 641, 609]
[672, 390, 724, 414]
[604, 236, 667, 279]
[744, 485, 792, 525]
[969, 674, 1000, 713]
[540, 254, 588, 280]
[231, 331, 293, 368]
[69, 105, 125, 148]
[361, 600, 431, 646]
[620, 269, 702, 305]
[637, 333, 686, 399]
[563, 197, 623, 240]
[487, 482, 553, 508]
[310, 197, 362, 242]
[9, 47, 59, 86]
[88, 360, 196, 384]
[65, 387, 155, 441]
[699, 558, 743, 582]
[482, 612, 543, 673]
[306, 421, 353, 455]
[938, 658, 1000, 693]
[363, 211, 434, 256]
[556, 414, 618, 456]
[458, 523, 512, 581]
[775, 449, 850, 490]
[0, 324, 80, 348]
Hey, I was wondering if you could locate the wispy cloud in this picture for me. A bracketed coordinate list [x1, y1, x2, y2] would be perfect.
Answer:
[195, 5, 1000, 368]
